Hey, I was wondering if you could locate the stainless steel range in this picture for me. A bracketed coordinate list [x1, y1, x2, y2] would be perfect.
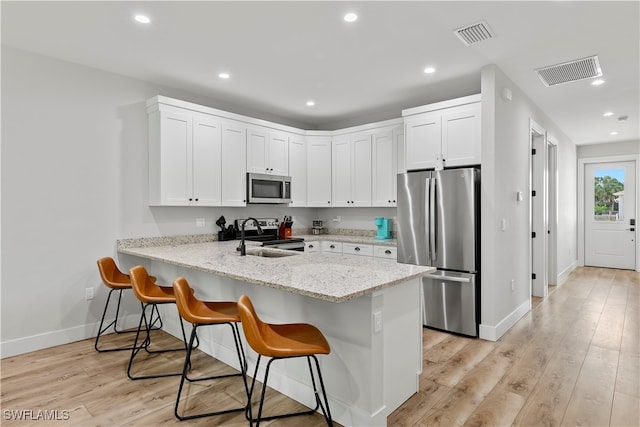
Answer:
[233, 218, 305, 251]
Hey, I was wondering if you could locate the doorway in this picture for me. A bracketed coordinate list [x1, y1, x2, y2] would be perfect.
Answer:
[530, 120, 557, 297]
[583, 160, 636, 269]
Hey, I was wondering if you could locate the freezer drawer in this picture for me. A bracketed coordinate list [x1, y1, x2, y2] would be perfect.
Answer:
[422, 271, 477, 337]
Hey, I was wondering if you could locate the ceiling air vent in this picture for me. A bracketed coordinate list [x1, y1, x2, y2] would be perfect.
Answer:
[454, 21, 494, 46]
[535, 55, 602, 87]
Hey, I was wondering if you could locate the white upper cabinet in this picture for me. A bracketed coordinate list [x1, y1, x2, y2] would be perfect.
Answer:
[148, 109, 222, 206]
[247, 127, 289, 175]
[372, 126, 403, 207]
[403, 94, 481, 170]
[306, 135, 332, 207]
[441, 104, 481, 167]
[332, 132, 372, 207]
[192, 115, 223, 205]
[220, 121, 247, 206]
[288, 135, 307, 207]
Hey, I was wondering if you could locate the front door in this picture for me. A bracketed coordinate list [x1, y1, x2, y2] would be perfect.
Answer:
[585, 161, 636, 269]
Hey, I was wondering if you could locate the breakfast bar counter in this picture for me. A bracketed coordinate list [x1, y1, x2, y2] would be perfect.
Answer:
[117, 237, 433, 427]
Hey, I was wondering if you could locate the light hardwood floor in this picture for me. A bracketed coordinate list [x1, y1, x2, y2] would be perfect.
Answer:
[1, 267, 638, 426]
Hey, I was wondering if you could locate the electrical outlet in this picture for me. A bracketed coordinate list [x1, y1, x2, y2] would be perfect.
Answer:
[85, 287, 94, 300]
[373, 311, 382, 333]
[196, 218, 205, 227]
[510, 279, 515, 291]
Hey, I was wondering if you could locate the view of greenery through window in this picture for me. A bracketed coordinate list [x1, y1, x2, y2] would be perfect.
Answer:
[594, 168, 624, 221]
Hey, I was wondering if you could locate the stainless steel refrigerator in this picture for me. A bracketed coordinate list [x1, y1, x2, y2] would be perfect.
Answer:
[397, 168, 480, 337]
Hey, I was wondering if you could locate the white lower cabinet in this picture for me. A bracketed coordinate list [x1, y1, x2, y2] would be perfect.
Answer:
[343, 243, 374, 257]
[305, 241, 319, 253]
[374, 246, 397, 261]
[320, 241, 343, 254]
[310, 240, 397, 261]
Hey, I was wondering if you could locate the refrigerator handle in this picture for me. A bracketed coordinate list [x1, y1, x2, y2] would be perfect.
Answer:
[425, 177, 432, 260]
[425, 273, 471, 283]
[430, 176, 437, 262]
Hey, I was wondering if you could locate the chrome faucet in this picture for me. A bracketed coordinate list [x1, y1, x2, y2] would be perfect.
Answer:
[237, 217, 263, 256]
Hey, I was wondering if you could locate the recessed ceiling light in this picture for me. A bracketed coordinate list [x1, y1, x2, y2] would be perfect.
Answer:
[218, 73, 230, 79]
[603, 111, 614, 117]
[591, 79, 605, 86]
[344, 12, 358, 23]
[134, 14, 150, 24]
[306, 100, 315, 107]
[610, 131, 619, 135]
[424, 67, 436, 74]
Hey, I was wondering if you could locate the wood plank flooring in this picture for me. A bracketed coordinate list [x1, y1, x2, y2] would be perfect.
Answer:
[1, 266, 638, 426]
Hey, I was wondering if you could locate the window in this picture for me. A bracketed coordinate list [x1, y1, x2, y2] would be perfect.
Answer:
[593, 168, 624, 221]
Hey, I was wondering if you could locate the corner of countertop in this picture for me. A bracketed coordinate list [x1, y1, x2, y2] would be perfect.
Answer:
[117, 234, 218, 250]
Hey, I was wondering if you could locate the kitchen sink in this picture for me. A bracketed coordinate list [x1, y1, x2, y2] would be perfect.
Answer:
[246, 248, 300, 258]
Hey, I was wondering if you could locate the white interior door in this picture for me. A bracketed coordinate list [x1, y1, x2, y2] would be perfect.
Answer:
[585, 161, 636, 269]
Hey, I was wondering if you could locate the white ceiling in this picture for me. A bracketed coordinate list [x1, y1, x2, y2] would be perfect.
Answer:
[2, 1, 638, 144]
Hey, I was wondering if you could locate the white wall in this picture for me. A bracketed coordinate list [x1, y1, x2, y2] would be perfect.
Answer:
[577, 140, 640, 158]
[479, 65, 577, 340]
[0, 47, 319, 357]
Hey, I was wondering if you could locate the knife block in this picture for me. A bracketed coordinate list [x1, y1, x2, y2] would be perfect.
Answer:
[218, 229, 237, 241]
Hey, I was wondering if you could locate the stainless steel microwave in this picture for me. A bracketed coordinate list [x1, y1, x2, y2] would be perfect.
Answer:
[247, 173, 291, 204]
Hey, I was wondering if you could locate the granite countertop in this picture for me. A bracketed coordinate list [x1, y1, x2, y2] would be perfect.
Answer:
[117, 239, 431, 303]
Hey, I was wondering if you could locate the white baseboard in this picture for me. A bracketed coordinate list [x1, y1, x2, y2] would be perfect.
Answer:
[0, 314, 139, 358]
[557, 259, 579, 286]
[479, 299, 530, 342]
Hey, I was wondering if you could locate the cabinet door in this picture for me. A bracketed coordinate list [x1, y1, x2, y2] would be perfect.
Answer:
[268, 132, 289, 175]
[246, 127, 268, 173]
[159, 111, 192, 205]
[307, 136, 332, 207]
[192, 116, 222, 206]
[394, 126, 406, 175]
[331, 137, 351, 207]
[442, 103, 481, 167]
[350, 133, 372, 206]
[221, 122, 247, 206]
[372, 130, 395, 207]
[288, 135, 307, 207]
[405, 113, 441, 171]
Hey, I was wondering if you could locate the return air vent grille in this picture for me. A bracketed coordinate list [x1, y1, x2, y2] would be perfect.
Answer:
[535, 55, 602, 87]
[454, 21, 494, 46]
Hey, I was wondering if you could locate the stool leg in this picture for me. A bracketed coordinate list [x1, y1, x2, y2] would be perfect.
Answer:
[247, 356, 316, 427]
[95, 289, 138, 352]
[308, 355, 334, 427]
[175, 323, 249, 421]
[127, 303, 184, 380]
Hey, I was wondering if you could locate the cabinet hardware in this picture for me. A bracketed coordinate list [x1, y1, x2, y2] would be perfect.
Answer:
[385, 250, 391, 254]
[329, 245, 335, 249]
[355, 247, 361, 251]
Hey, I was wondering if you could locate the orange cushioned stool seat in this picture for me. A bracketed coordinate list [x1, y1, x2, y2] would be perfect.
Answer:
[172, 277, 250, 421]
[94, 257, 162, 352]
[237, 294, 333, 427]
[127, 265, 189, 380]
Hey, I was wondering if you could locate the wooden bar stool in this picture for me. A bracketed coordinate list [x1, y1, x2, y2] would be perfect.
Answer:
[172, 277, 250, 421]
[127, 265, 189, 380]
[94, 257, 162, 352]
[237, 294, 333, 427]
